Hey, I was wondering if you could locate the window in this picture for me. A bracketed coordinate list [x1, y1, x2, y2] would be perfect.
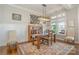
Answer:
[51, 13, 66, 35]
[57, 21, 65, 34]
[51, 22, 56, 33]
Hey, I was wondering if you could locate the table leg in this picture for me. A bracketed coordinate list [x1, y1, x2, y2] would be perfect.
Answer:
[51, 38, 52, 45]
[32, 38, 35, 45]
[37, 36, 40, 49]
[54, 34, 56, 43]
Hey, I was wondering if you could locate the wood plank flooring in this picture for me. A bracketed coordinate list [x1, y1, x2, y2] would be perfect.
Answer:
[0, 41, 76, 55]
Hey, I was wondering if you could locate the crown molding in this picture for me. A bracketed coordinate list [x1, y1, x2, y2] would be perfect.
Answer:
[7, 4, 42, 16]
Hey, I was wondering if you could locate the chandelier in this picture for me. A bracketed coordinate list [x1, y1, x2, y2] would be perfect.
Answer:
[38, 4, 50, 22]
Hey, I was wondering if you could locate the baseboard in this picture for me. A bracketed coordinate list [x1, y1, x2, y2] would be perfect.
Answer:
[18, 41, 29, 44]
[56, 39, 75, 45]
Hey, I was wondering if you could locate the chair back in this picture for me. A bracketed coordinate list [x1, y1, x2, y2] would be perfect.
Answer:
[7, 30, 17, 44]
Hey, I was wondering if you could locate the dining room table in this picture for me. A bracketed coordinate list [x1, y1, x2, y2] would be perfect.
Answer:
[32, 33, 56, 49]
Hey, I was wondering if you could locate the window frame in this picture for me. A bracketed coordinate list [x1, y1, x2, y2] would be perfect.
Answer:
[51, 14, 66, 35]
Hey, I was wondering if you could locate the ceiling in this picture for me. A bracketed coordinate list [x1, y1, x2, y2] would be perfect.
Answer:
[16, 4, 76, 15]
[16, 4, 63, 14]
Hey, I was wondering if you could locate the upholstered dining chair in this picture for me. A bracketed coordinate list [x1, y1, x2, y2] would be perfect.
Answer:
[8, 30, 17, 43]
[7, 30, 18, 54]
[64, 29, 74, 44]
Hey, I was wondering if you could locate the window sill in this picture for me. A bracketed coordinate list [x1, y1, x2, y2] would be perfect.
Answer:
[56, 34, 66, 36]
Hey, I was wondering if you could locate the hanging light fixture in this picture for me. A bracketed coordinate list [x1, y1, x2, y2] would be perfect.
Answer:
[38, 4, 50, 22]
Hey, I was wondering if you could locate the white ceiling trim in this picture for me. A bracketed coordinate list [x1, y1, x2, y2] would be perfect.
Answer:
[7, 4, 75, 16]
[7, 4, 42, 15]
[47, 7, 63, 15]
[62, 4, 72, 9]
[47, 4, 75, 16]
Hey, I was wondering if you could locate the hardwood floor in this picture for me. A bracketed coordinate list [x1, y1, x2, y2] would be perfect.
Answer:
[68, 48, 76, 55]
[0, 46, 21, 55]
[0, 41, 76, 55]
[0, 46, 7, 55]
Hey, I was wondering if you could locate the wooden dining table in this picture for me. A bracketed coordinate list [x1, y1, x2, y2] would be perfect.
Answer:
[32, 33, 56, 49]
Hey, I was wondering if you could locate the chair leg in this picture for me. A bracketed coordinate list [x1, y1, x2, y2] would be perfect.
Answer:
[51, 38, 52, 45]
[37, 45, 40, 49]
[32, 39, 34, 45]
[47, 40, 49, 45]
[37, 36, 40, 49]
[54, 34, 56, 43]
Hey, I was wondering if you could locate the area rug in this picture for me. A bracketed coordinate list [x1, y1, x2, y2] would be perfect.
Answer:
[18, 42, 74, 55]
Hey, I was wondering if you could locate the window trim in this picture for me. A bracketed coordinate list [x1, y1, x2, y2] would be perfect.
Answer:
[51, 15, 66, 35]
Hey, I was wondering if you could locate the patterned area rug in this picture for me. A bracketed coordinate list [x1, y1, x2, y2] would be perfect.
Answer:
[19, 42, 74, 55]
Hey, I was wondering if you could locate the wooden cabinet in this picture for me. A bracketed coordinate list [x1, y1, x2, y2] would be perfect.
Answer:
[28, 24, 42, 42]
[28, 24, 42, 49]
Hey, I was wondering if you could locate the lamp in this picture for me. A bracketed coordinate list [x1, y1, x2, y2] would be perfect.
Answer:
[38, 4, 50, 22]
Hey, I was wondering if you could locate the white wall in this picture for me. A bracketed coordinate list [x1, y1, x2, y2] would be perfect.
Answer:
[0, 5, 41, 46]
[66, 8, 76, 37]
[77, 7, 79, 42]
[66, 7, 78, 43]
[0, 5, 4, 22]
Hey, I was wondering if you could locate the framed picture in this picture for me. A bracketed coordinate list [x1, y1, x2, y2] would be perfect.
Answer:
[30, 14, 40, 24]
[12, 13, 21, 21]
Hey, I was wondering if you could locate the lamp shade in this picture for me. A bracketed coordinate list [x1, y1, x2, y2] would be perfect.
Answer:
[38, 4, 50, 22]
[38, 16, 50, 21]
